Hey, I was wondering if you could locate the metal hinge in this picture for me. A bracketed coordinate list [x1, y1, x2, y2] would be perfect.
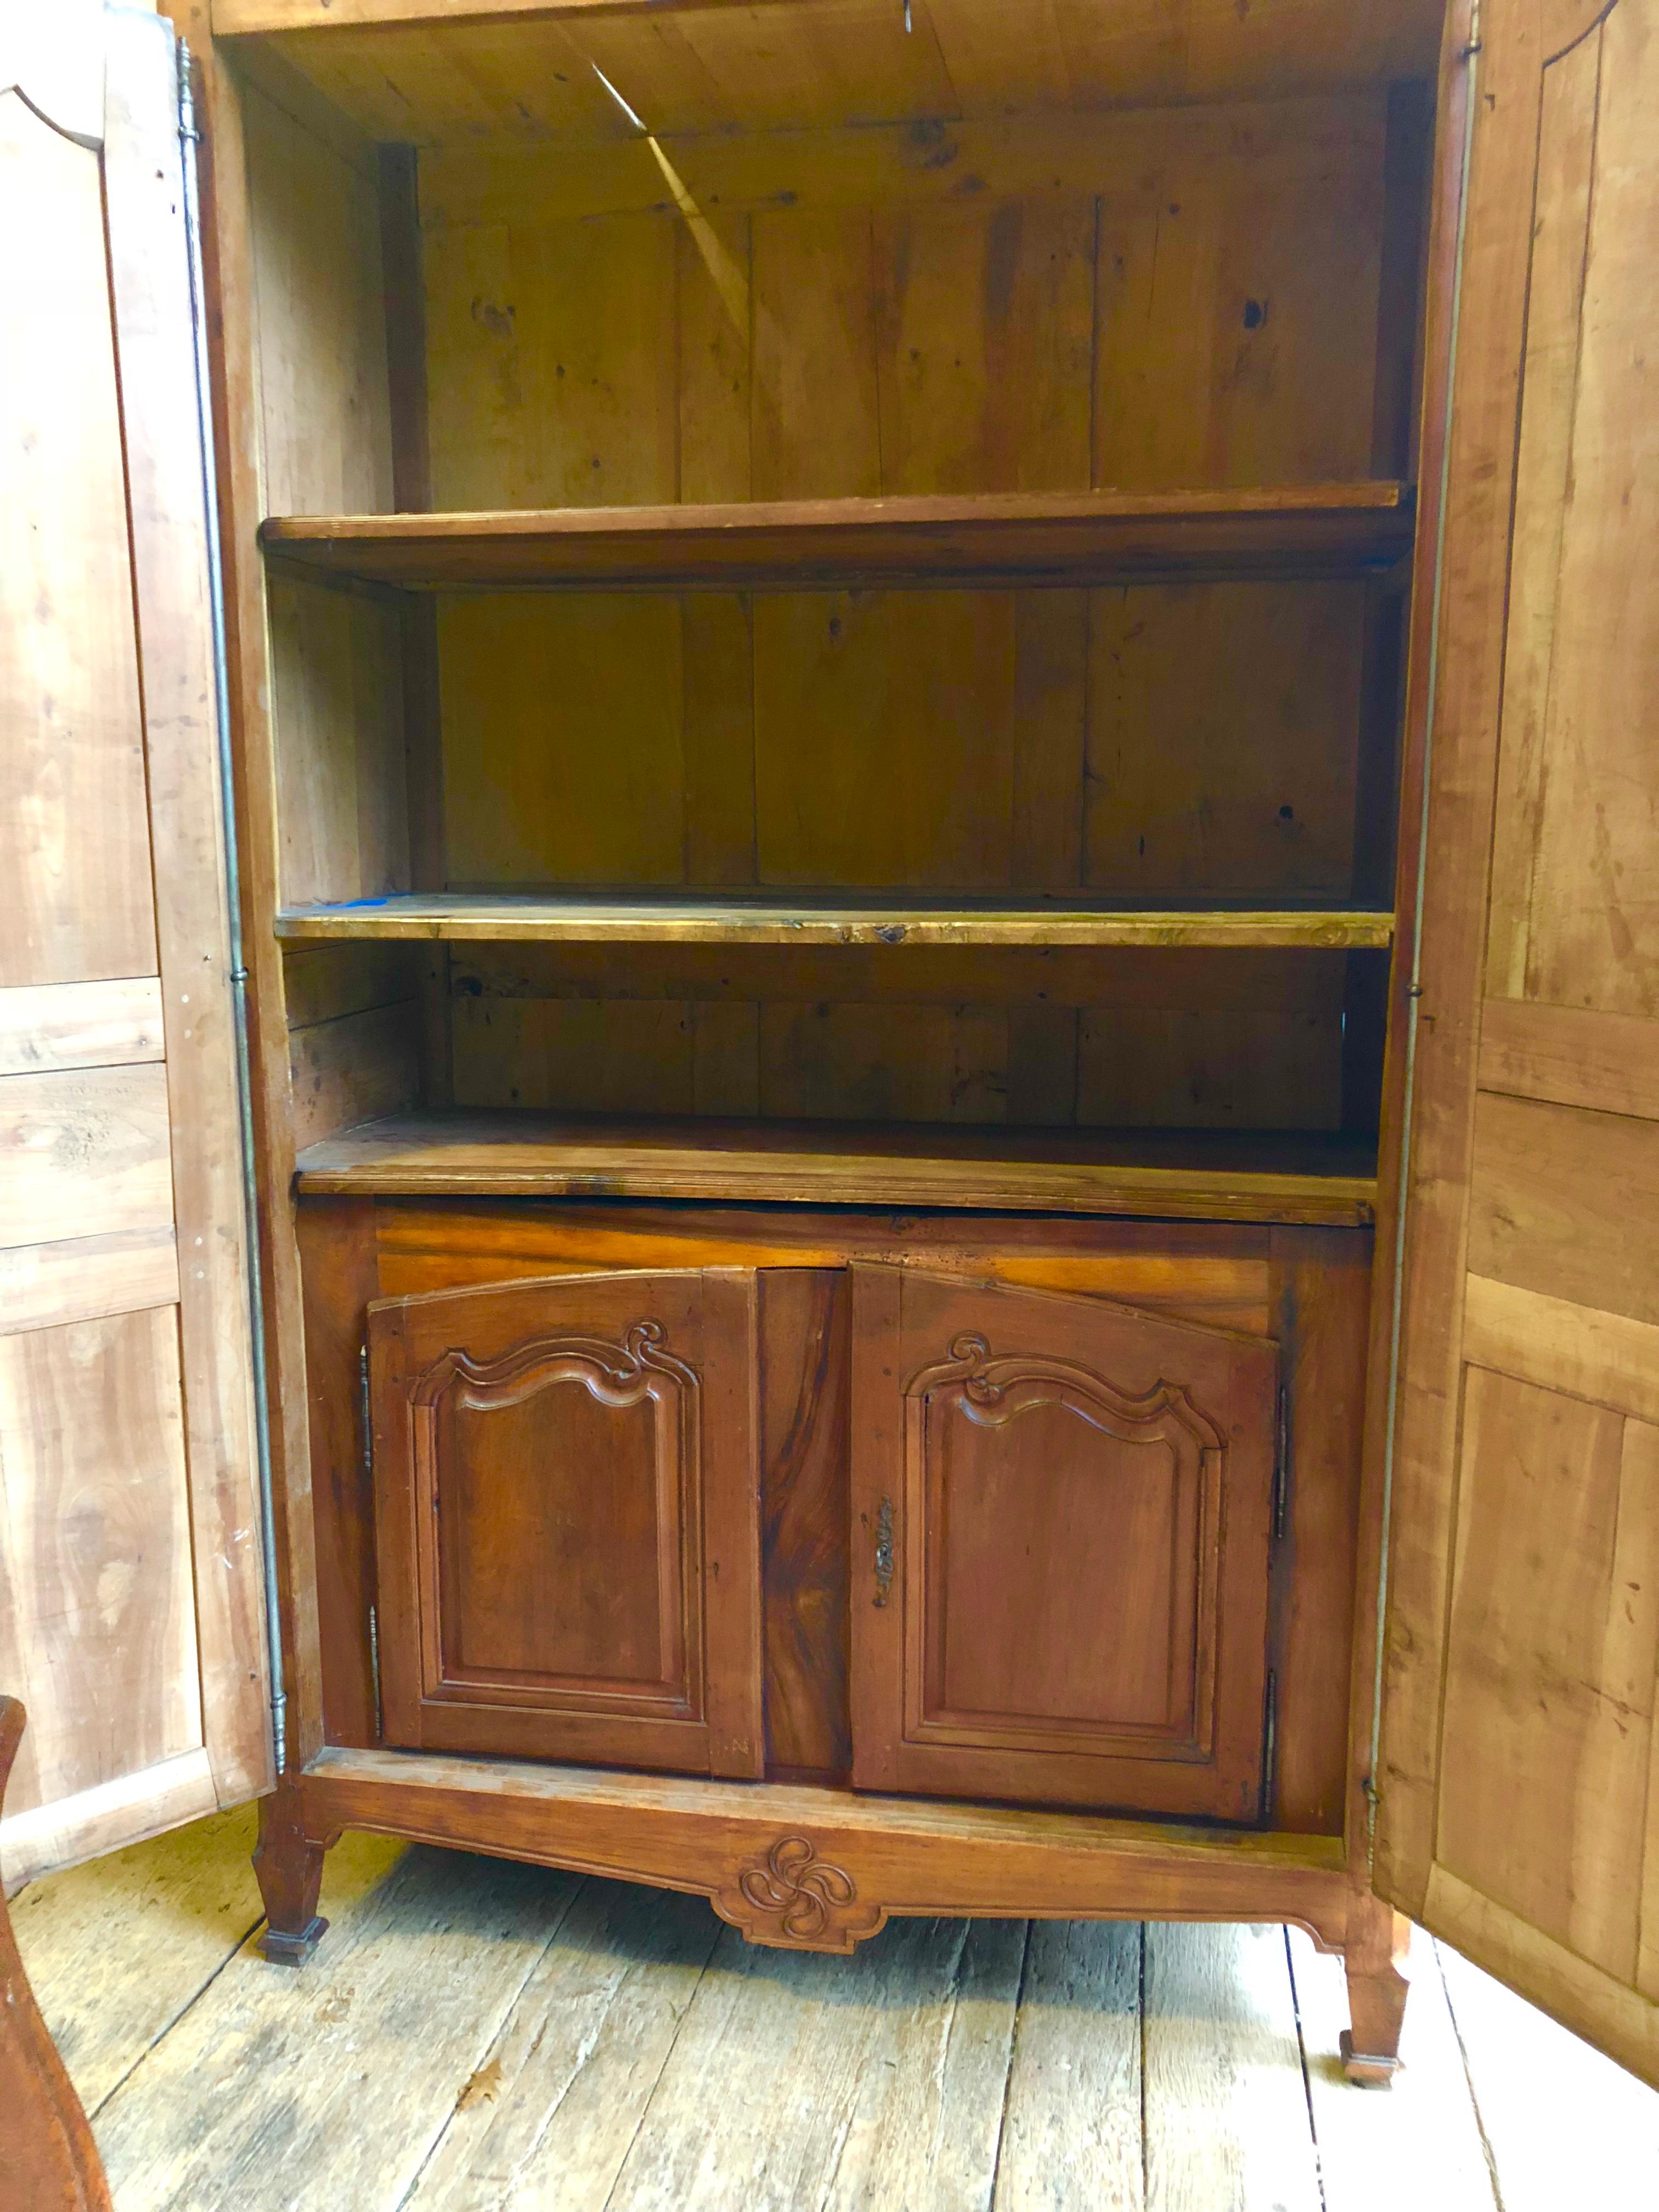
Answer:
[1261, 1668, 1278, 1821]
[359, 1342, 373, 1481]
[1272, 1382, 1290, 1542]
[368, 1602, 383, 1739]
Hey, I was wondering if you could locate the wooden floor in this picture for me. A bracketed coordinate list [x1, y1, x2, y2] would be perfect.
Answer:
[12, 1808, 1658, 2210]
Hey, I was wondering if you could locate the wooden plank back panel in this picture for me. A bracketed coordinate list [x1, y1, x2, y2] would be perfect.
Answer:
[443, 941, 1350, 1132]
[1379, 0, 1659, 2087]
[437, 584, 1368, 895]
[421, 98, 1390, 511]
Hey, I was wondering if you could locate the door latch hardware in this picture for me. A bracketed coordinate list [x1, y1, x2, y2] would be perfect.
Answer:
[873, 1498, 895, 1607]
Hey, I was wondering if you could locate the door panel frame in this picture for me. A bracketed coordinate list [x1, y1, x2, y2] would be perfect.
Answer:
[850, 1262, 1279, 1822]
[1378, 0, 1659, 2085]
[368, 1266, 764, 1779]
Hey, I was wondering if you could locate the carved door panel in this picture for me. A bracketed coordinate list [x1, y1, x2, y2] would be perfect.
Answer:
[849, 1265, 1279, 1820]
[369, 1267, 763, 1776]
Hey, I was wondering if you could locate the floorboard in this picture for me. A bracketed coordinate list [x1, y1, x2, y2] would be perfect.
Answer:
[1288, 1928, 1500, 2212]
[10, 1808, 1659, 2211]
[1142, 1921, 1324, 2212]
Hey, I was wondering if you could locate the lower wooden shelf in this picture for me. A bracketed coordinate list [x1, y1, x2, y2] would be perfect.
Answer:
[292, 1112, 1377, 1226]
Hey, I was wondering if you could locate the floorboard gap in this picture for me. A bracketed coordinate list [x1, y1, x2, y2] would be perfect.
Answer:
[1434, 1937, 1508, 2211]
[87, 1914, 267, 2123]
[986, 1918, 1035, 2206]
[596, 1912, 729, 2212]
[392, 1871, 590, 2212]
[1283, 1924, 1329, 2212]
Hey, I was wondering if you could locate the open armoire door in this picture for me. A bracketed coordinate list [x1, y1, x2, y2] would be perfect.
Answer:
[0, 0, 272, 1892]
[1378, 0, 1659, 2087]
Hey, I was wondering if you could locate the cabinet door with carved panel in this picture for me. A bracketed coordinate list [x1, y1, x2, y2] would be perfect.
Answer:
[368, 1267, 763, 1776]
[849, 1265, 1279, 1821]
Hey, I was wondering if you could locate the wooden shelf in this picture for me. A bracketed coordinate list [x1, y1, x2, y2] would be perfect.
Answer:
[293, 1113, 1377, 1227]
[259, 484, 1415, 593]
[274, 894, 1394, 952]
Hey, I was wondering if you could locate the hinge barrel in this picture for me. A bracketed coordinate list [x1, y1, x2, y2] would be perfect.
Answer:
[359, 1342, 373, 1482]
[1273, 1383, 1289, 1541]
[1261, 1667, 1278, 1821]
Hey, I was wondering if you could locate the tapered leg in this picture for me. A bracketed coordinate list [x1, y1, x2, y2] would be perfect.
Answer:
[1341, 1894, 1411, 2086]
[252, 1789, 329, 1967]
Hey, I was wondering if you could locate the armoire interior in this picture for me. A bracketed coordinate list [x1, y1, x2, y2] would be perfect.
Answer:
[222, 0, 1446, 1844]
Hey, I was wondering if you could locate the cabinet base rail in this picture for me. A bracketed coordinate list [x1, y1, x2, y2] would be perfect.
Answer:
[256, 1747, 1409, 2085]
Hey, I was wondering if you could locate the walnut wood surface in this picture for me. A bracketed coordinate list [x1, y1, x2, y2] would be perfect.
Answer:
[261, 484, 1414, 590]
[0, 1699, 114, 2212]
[759, 1270, 853, 1781]
[369, 1267, 764, 1775]
[849, 1266, 1278, 1820]
[274, 891, 1397, 952]
[294, 1113, 1378, 1226]
[290, 1738, 1374, 1958]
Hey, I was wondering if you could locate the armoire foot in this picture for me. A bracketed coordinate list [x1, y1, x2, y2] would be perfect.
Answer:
[1340, 1898, 1412, 2086]
[252, 1791, 329, 1968]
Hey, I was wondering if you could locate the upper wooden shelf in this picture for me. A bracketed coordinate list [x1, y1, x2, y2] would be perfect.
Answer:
[274, 894, 1395, 953]
[293, 1112, 1378, 1228]
[259, 486, 1415, 594]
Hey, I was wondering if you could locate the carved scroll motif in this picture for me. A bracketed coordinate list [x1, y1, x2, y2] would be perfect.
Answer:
[713, 1836, 885, 1953]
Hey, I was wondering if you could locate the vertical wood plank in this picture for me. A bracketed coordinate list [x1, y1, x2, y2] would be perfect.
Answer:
[0, 91, 156, 990]
[105, 9, 270, 1805]
[0, 1311, 201, 1822]
[751, 207, 881, 498]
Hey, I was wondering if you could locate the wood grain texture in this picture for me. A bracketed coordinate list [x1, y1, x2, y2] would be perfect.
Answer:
[401, 1877, 727, 2212]
[276, 891, 1396, 952]
[177, 7, 329, 1778]
[0, 979, 163, 1079]
[758, 1269, 851, 1781]
[295, 1198, 381, 1748]
[0, 1701, 113, 2212]
[1268, 1227, 1371, 1836]
[104, 7, 272, 1810]
[295, 1741, 1353, 1947]
[850, 1266, 1279, 1821]
[94, 1845, 583, 2212]
[0, 1751, 217, 1900]
[1143, 1921, 1323, 2211]
[10, 1801, 261, 2114]
[0, 91, 155, 992]
[292, 1111, 1379, 1224]
[0, 1231, 180, 1340]
[288, 1000, 421, 1150]
[370, 1268, 764, 1776]
[0, 1066, 174, 1255]
[240, 78, 392, 517]
[0, 1311, 200, 1825]
[263, 486, 1414, 589]
[1478, 996, 1659, 1121]
[1376, 0, 1560, 1906]
[216, 2, 1443, 143]
[1435, 1369, 1658, 1984]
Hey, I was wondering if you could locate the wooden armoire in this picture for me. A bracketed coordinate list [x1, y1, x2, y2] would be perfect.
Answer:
[4, 0, 1657, 2098]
